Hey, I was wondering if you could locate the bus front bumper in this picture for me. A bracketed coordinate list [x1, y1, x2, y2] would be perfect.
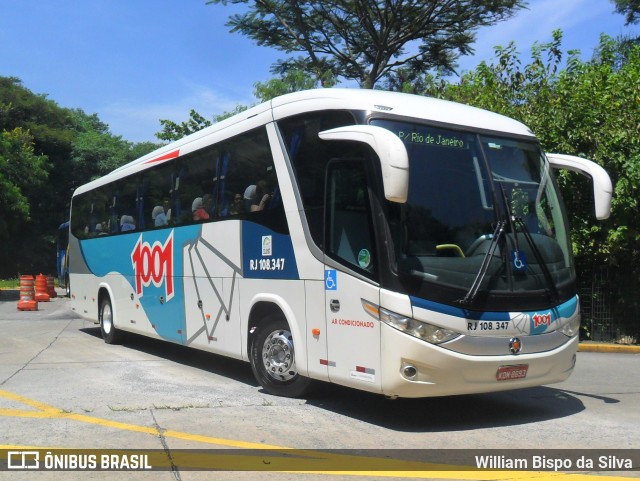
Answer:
[380, 323, 578, 398]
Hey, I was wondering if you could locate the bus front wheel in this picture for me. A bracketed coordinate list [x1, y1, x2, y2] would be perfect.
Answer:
[99, 295, 122, 344]
[250, 317, 311, 398]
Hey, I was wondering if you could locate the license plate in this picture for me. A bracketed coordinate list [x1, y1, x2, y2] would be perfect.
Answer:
[466, 320, 510, 332]
[496, 364, 529, 381]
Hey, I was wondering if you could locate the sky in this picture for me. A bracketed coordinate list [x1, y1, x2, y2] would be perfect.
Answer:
[1, 0, 638, 143]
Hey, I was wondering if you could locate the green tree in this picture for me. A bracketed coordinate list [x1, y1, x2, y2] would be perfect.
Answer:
[0, 77, 159, 277]
[66, 108, 159, 188]
[0, 127, 48, 233]
[0, 77, 75, 276]
[208, 0, 526, 88]
[129, 141, 162, 161]
[611, 0, 640, 24]
[156, 106, 252, 142]
[254, 69, 334, 101]
[69, 130, 133, 184]
[157, 109, 213, 142]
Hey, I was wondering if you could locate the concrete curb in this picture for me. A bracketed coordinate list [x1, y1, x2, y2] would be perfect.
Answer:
[578, 343, 640, 354]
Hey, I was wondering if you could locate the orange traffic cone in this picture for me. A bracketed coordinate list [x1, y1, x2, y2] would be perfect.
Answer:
[46, 275, 57, 298]
[17, 275, 38, 311]
[34, 274, 50, 302]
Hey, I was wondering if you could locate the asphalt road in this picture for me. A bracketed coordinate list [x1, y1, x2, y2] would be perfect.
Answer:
[0, 290, 639, 480]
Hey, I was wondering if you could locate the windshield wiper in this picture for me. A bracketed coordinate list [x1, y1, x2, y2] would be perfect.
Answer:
[513, 216, 559, 303]
[457, 183, 560, 307]
[457, 219, 506, 307]
[496, 182, 560, 303]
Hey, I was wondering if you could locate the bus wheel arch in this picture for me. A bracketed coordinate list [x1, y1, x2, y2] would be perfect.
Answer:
[98, 287, 123, 344]
[248, 302, 311, 398]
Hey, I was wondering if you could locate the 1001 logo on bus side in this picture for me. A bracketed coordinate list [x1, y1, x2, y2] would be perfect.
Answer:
[131, 231, 174, 301]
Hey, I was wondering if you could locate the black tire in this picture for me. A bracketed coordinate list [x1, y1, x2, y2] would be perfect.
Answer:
[249, 316, 312, 398]
[64, 274, 70, 298]
[99, 295, 122, 344]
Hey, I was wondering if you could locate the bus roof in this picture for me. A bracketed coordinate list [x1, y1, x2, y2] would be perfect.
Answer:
[270, 88, 534, 137]
[74, 89, 535, 196]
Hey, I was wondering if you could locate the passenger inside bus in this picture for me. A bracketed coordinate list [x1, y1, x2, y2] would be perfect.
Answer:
[152, 203, 170, 227]
[120, 215, 136, 232]
[95, 223, 108, 236]
[243, 184, 256, 212]
[192, 194, 213, 221]
[229, 193, 244, 216]
[250, 180, 271, 212]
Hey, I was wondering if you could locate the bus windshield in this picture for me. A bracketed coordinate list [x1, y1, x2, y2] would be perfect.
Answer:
[371, 119, 574, 307]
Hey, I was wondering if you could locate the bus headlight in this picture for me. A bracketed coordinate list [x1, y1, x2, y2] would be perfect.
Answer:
[377, 306, 460, 345]
[361, 299, 460, 344]
[558, 315, 581, 337]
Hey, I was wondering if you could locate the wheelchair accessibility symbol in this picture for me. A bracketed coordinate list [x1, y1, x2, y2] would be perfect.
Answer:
[325, 270, 337, 290]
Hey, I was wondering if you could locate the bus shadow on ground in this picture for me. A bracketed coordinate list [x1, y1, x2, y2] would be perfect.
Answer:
[80, 327, 259, 388]
[80, 326, 599, 433]
[305, 383, 593, 432]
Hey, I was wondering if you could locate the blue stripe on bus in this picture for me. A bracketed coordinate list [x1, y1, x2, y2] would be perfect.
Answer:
[79, 221, 299, 344]
[410, 295, 578, 323]
[410, 296, 511, 321]
[549, 295, 578, 320]
[80, 224, 201, 343]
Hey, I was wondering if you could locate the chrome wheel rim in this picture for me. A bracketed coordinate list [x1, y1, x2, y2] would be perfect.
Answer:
[102, 303, 113, 334]
[261, 329, 296, 381]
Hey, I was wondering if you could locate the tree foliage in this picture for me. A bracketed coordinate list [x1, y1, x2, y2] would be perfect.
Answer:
[253, 68, 333, 101]
[611, 0, 640, 24]
[0, 127, 48, 238]
[208, 0, 526, 88]
[157, 109, 214, 142]
[0, 76, 159, 277]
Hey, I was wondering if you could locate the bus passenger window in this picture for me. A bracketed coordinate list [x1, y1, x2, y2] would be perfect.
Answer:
[175, 145, 218, 225]
[221, 128, 288, 234]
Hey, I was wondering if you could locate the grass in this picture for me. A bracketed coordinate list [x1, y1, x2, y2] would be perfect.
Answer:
[0, 279, 20, 289]
[0, 277, 61, 289]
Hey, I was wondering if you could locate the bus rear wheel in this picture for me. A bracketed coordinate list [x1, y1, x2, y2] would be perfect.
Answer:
[250, 317, 311, 398]
[99, 295, 122, 344]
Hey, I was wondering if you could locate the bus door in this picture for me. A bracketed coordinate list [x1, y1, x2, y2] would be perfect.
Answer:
[323, 160, 382, 393]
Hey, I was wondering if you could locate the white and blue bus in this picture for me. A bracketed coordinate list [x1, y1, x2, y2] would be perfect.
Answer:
[69, 89, 612, 398]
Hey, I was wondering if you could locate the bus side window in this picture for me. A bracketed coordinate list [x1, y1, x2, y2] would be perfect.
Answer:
[177, 146, 218, 225]
[70, 193, 89, 239]
[222, 128, 288, 234]
[111, 176, 139, 234]
[325, 159, 377, 278]
[143, 162, 174, 229]
[277, 110, 357, 249]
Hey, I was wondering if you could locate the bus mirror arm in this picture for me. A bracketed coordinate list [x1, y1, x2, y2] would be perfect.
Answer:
[546, 153, 613, 220]
[319, 126, 409, 203]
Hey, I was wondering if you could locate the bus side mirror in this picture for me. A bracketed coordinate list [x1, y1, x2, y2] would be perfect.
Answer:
[319, 125, 409, 203]
[546, 153, 613, 220]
